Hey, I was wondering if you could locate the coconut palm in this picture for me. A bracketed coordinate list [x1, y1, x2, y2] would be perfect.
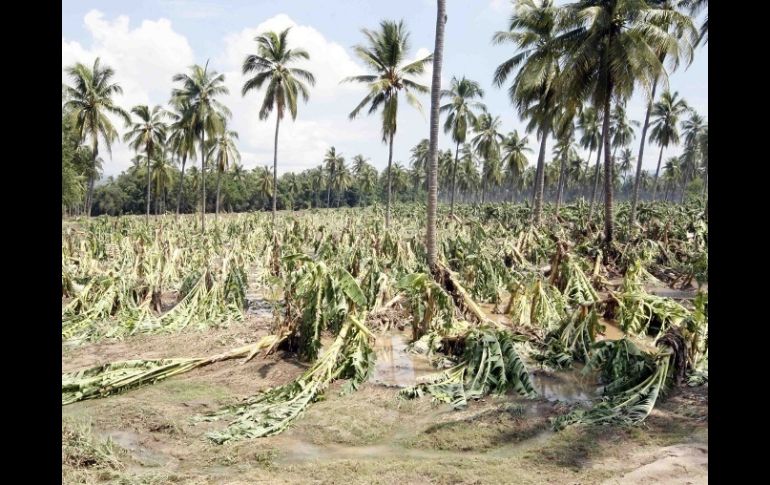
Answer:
[172, 63, 230, 232]
[242, 28, 315, 224]
[662, 156, 681, 201]
[618, 148, 634, 188]
[649, 91, 690, 199]
[557, 0, 688, 247]
[577, 106, 603, 205]
[351, 155, 370, 178]
[426, 0, 446, 271]
[457, 145, 481, 202]
[151, 152, 174, 214]
[679, 111, 705, 202]
[500, 131, 531, 202]
[410, 139, 430, 186]
[679, 0, 707, 45]
[207, 126, 240, 222]
[552, 130, 578, 210]
[343, 20, 432, 228]
[256, 165, 274, 209]
[629, 0, 696, 224]
[323, 147, 344, 207]
[359, 165, 378, 206]
[123, 105, 168, 223]
[493, 0, 562, 226]
[167, 100, 197, 218]
[471, 112, 505, 204]
[62, 58, 130, 217]
[310, 166, 325, 207]
[440, 76, 486, 214]
[331, 160, 353, 207]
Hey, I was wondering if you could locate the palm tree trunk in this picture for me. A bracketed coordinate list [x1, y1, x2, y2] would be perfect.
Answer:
[555, 152, 567, 214]
[86, 136, 99, 218]
[664, 181, 671, 201]
[327, 170, 333, 208]
[450, 142, 459, 216]
[532, 124, 549, 226]
[200, 132, 206, 233]
[601, 91, 614, 249]
[272, 115, 280, 226]
[679, 169, 688, 204]
[176, 154, 187, 218]
[582, 147, 593, 191]
[146, 142, 152, 225]
[385, 132, 394, 228]
[426, 2, 444, 281]
[215, 166, 223, 224]
[588, 136, 604, 217]
[651, 144, 665, 201]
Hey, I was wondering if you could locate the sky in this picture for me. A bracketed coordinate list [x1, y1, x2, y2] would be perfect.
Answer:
[62, 0, 708, 178]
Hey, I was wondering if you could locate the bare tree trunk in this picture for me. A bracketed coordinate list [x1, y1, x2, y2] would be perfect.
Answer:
[176, 154, 187, 218]
[146, 142, 152, 225]
[555, 151, 567, 214]
[215, 166, 222, 224]
[385, 132, 394, 228]
[601, 90, 614, 249]
[588, 135, 604, 217]
[651, 144, 665, 200]
[86, 136, 99, 218]
[272, 115, 280, 226]
[200, 132, 206, 233]
[450, 142, 459, 216]
[532, 124, 550, 226]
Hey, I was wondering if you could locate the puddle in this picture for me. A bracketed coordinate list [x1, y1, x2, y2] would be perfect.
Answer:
[646, 285, 703, 300]
[245, 297, 274, 318]
[598, 318, 625, 341]
[100, 430, 170, 467]
[531, 367, 602, 403]
[479, 302, 512, 326]
[369, 333, 437, 388]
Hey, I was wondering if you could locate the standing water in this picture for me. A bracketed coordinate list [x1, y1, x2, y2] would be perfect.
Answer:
[369, 332, 437, 388]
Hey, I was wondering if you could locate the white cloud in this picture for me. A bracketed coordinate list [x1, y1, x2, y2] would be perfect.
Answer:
[160, 0, 223, 19]
[62, 10, 195, 174]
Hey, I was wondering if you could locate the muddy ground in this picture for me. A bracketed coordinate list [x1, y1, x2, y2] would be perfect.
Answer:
[62, 314, 707, 485]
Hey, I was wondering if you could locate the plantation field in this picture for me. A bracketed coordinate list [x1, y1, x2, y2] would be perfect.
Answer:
[62, 203, 708, 484]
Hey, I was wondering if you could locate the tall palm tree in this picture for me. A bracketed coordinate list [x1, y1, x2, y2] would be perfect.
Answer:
[343, 19, 432, 227]
[618, 148, 634, 188]
[577, 106, 603, 205]
[662, 156, 681, 201]
[629, 0, 695, 224]
[679, 111, 705, 202]
[242, 28, 315, 225]
[500, 131, 531, 202]
[472, 113, 505, 204]
[359, 165, 378, 206]
[649, 91, 690, 199]
[457, 145, 481, 202]
[172, 63, 230, 232]
[552, 129, 578, 211]
[151, 152, 174, 214]
[167, 99, 197, 218]
[123, 105, 168, 223]
[558, 0, 685, 247]
[62, 58, 130, 217]
[351, 154, 370, 177]
[440, 76, 486, 215]
[493, 0, 562, 226]
[410, 139, 430, 186]
[679, 0, 707, 45]
[331, 160, 353, 207]
[323, 147, 344, 207]
[257, 165, 274, 209]
[426, 0, 446, 271]
[310, 165, 325, 208]
[208, 126, 240, 222]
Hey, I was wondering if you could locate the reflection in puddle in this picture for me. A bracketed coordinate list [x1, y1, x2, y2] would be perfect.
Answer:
[370, 333, 436, 388]
[531, 368, 602, 403]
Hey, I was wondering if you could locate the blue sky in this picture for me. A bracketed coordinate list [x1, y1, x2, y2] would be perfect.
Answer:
[62, 0, 708, 177]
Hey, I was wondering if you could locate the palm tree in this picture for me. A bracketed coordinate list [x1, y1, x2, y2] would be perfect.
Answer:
[331, 160, 353, 207]
[552, 129, 578, 211]
[679, 111, 705, 202]
[679, 0, 707, 45]
[123, 105, 168, 223]
[207, 126, 240, 222]
[242, 28, 315, 225]
[310, 165, 325, 207]
[172, 63, 231, 232]
[410, 139, 430, 187]
[426, 0, 446, 272]
[62, 58, 130, 217]
[471, 112, 504, 204]
[151, 152, 174, 214]
[662, 156, 681, 201]
[167, 99, 197, 218]
[649, 91, 690, 199]
[440, 76, 486, 214]
[500, 131, 531, 202]
[618, 148, 634, 188]
[438, 149, 454, 199]
[257, 165, 274, 209]
[359, 165, 378, 206]
[493, 0, 562, 226]
[629, 0, 695, 224]
[343, 19, 432, 228]
[577, 106, 603, 205]
[558, 0, 685, 247]
[457, 145, 481, 202]
[323, 147, 344, 207]
[351, 154, 370, 177]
